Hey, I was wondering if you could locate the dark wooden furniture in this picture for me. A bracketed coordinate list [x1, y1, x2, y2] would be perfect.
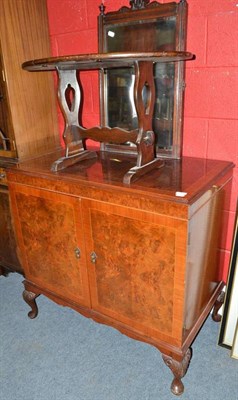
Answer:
[98, 0, 188, 158]
[22, 51, 193, 184]
[0, 0, 59, 274]
[7, 153, 233, 396]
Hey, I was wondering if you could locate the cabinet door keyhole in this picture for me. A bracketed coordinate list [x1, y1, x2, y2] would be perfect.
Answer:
[90, 252, 97, 264]
[74, 247, 81, 259]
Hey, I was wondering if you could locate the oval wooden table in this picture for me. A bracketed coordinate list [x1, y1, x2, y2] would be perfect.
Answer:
[22, 51, 194, 184]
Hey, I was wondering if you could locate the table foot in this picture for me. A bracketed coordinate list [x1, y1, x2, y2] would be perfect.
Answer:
[51, 150, 97, 172]
[23, 289, 39, 319]
[123, 158, 164, 185]
[162, 348, 192, 396]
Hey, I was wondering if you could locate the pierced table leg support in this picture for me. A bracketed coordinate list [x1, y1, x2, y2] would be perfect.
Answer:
[23, 289, 39, 319]
[162, 348, 192, 396]
[123, 60, 164, 184]
[212, 290, 225, 322]
[51, 69, 98, 171]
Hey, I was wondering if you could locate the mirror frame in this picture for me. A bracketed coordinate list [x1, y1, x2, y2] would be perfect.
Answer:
[98, 0, 188, 159]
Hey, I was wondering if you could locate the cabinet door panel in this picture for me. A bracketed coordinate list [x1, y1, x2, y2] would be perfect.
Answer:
[84, 201, 187, 340]
[11, 186, 90, 307]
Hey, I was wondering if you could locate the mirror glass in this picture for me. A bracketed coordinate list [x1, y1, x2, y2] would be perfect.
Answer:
[104, 17, 176, 150]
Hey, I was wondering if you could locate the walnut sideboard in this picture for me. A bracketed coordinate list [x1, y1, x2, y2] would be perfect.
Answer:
[7, 152, 233, 396]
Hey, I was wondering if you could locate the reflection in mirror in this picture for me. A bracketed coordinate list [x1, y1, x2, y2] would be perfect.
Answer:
[106, 18, 176, 53]
[106, 68, 137, 131]
[142, 81, 151, 116]
[154, 62, 174, 149]
[104, 17, 177, 151]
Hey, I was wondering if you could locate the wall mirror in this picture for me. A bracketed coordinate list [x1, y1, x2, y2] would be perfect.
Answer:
[98, 0, 188, 158]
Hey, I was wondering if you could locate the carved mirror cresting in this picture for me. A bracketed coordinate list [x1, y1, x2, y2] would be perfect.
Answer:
[98, 0, 188, 159]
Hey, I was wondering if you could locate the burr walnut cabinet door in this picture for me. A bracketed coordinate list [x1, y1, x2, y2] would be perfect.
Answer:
[83, 199, 187, 344]
[10, 185, 91, 307]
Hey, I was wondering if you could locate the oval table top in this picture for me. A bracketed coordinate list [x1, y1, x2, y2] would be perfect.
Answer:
[22, 51, 194, 71]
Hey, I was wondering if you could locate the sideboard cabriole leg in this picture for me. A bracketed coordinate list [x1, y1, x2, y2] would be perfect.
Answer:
[211, 290, 225, 322]
[162, 348, 192, 396]
[23, 289, 39, 319]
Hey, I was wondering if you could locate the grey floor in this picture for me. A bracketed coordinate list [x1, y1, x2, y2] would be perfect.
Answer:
[1, 272, 237, 400]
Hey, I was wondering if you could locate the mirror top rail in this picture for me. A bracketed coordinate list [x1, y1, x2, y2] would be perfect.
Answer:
[22, 51, 194, 72]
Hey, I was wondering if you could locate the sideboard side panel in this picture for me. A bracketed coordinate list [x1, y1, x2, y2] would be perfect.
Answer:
[183, 182, 227, 337]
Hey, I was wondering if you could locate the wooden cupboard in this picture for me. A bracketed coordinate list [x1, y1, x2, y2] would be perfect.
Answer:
[0, 185, 19, 272]
[7, 152, 234, 395]
[0, 0, 59, 273]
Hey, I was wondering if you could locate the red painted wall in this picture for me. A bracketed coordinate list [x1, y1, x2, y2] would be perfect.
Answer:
[46, 0, 238, 281]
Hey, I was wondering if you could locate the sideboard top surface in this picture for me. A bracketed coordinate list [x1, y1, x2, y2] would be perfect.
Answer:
[6, 150, 234, 206]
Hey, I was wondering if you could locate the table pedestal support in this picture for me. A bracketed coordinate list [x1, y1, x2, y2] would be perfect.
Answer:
[52, 62, 164, 183]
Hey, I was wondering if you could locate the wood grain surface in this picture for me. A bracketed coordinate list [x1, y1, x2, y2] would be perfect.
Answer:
[0, 0, 59, 161]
